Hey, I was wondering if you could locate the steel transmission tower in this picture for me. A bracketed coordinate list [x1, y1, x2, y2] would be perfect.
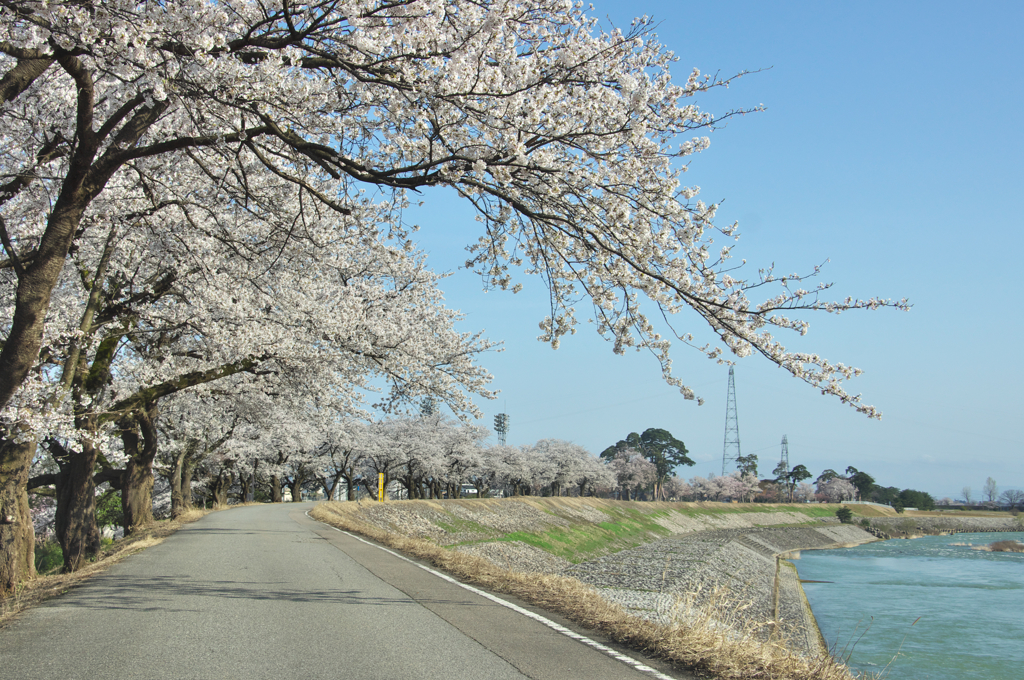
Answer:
[493, 413, 510, 446]
[779, 435, 790, 470]
[722, 367, 741, 474]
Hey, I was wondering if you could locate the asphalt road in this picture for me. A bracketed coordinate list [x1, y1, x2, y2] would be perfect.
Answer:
[0, 503, 690, 679]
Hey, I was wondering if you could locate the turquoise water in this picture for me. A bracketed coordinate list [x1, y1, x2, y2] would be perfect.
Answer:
[794, 532, 1024, 680]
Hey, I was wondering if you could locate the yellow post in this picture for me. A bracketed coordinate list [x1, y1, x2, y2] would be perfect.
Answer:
[378, 473, 385, 502]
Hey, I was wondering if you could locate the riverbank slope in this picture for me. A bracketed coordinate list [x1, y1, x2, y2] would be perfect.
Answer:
[312, 498, 876, 658]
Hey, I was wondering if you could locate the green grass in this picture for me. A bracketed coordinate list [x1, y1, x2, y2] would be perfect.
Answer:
[493, 516, 671, 563]
[432, 500, 854, 563]
[34, 540, 63, 574]
[433, 515, 495, 536]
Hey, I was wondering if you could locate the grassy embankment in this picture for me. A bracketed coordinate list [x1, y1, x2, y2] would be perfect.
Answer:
[392, 496, 881, 562]
[312, 498, 878, 680]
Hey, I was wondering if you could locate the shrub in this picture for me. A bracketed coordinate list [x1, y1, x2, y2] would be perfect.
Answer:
[95, 490, 123, 529]
[34, 540, 63, 574]
[835, 507, 853, 524]
[859, 518, 871, 528]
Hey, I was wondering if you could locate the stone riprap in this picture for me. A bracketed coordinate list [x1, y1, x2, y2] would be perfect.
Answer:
[867, 515, 1021, 536]
[562, 524, 874, 657]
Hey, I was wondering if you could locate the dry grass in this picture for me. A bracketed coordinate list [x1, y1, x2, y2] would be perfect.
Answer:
[977, 540, 1024, 553]
[311, 502, 864, 680]
[0, 507, 213, 628]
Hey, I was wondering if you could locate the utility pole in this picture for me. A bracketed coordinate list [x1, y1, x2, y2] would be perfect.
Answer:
[722, 366, 741, 475]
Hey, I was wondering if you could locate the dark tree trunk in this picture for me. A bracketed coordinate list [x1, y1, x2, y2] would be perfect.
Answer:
[0, 437, 36, 595]
[119, 401, 159, 535]
[209, 469, 233, 507]
[270, 474, 283, 503]
[169, 447, 189, 518]
[288, 471, 304, 502]
[340, 474, 359, 501]
[54, 440, 101, 572]
[169, 442, 201, 518]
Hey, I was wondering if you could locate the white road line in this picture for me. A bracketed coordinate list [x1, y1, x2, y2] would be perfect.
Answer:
[308, 511, 677, 680]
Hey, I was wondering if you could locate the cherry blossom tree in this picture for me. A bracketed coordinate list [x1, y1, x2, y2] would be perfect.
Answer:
[157, 390, 239, 516]
[688, 471, 758, 502]
[818, 477, 856, 503]
[663, 476, 693, 501]
[731, 471, 762, 502]
[0, 0, 908, 593]
[793, 482, 816, 503]
[573, 452, 616, 497]
[312, 420, 366, 502]
[610, 448, 656, 501]
[529, 439, 602, 497]
[488, 445, 538, 497]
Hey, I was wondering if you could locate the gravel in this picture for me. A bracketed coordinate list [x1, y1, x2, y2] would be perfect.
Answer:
[454, 541, 573, 573]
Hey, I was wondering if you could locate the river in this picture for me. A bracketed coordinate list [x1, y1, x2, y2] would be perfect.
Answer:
[794, 531, 1024, 680]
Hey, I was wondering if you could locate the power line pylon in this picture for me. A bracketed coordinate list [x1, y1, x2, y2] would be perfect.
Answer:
[722, 367, 741, 475]
[780, 434, 790, 470]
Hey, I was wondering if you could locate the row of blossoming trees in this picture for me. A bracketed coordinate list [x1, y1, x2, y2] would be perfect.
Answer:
[30, 408, 775, 546]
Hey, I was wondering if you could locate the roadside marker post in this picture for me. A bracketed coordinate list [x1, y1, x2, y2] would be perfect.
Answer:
[378, 473, 384, 501]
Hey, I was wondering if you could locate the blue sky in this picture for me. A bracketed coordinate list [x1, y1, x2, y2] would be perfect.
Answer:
[404, 1, 1023, 500]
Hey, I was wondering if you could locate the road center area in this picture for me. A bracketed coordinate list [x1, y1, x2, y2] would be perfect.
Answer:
[0, 503, 686, 680]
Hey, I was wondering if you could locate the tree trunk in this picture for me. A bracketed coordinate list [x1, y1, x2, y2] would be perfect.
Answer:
[210, 470, 233, 507]
[403, 475, 419, 500]
[288, 472, 304, 503]
[119, 402, 159, 535]
[0, 205, 88, 412]
[340, 475, 356, 501]
[0, 437, 36, 595]
[170, 445, 190, 518]
[54, 440, 101, 572]
[270, 474, 282, 503]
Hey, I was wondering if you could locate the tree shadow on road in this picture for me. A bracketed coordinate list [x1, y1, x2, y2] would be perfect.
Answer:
[41, 574, 499, 612]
